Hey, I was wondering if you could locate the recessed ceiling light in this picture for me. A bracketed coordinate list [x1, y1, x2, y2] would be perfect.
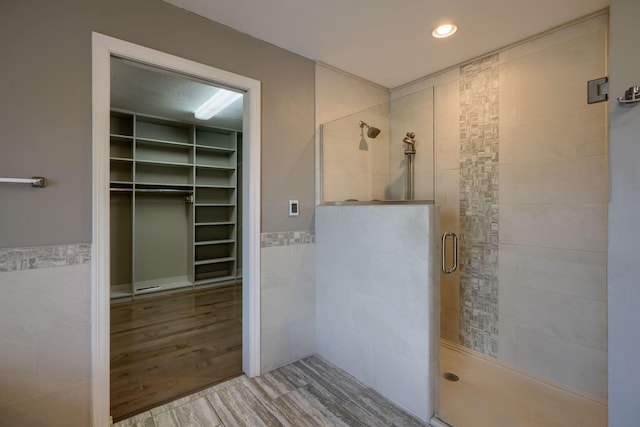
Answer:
[432, 23, 458, 39]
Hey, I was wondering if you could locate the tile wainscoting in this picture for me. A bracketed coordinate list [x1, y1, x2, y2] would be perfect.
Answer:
[0, 243, 91, 426]
[260, 230, 317, 373]
[0, 243, 91, 272]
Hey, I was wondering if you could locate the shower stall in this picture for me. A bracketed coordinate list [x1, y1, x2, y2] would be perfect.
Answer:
[316, 11, 608, 427]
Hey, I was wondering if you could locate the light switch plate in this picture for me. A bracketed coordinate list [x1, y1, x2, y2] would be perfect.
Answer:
[289, 200, 299, 216]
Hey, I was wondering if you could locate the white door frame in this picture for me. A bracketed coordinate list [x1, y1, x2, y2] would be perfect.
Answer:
[91, 32, 261, 426]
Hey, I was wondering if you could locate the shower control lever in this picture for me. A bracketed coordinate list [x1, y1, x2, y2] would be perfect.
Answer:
[442, 231, 458, 274]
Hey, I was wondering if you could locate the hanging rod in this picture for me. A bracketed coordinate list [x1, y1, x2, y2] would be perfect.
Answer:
[0, 176, 47, 188]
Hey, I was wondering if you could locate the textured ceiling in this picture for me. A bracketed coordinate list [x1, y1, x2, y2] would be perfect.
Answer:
[111, 58, 243, 129]
[164, 0, 608, 88]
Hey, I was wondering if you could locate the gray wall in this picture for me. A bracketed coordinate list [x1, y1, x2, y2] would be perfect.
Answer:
[0, 0, 315, 248]
[608, 0, 640, 425]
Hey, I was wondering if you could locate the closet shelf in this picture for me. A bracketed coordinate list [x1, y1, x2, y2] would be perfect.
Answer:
[195, 144, 235, 153]
[194, 257, 235, 266]
[194, 184, 236, 189]
[110, 134, 134, 141]
[195, 164, 236, 170]
[195, 276, 236, 286]
[195, 221, 235, 226]
[195, 239, 235, 246]
[136, 182, 193, 188]
[195, 203, 235, 207]
[136, 137, 192, 148]
[136, 159, 192, 168]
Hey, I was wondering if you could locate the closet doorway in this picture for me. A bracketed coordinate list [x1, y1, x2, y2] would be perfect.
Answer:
[91, 33, 261, 427]
[109, 58, 246, 420]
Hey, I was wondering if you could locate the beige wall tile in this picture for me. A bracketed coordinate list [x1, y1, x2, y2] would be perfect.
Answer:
[499, 14, 608, 65]
[436, 136, 460, 171]
[440, 273, 459, 310]
[514, 59, 605, 121]
[499, 156, 607, 205]
[499, 203, 607, 251]
[515, 327, 607, 398]
[499, 29, 606, 84]
[435, 85, 459, 140]
[497, 321, 517, 365]
[498, 80, 518, 125]
[441, 306, 460, 344]
[500, 106, 606, 165]
[316, 64, 389, 125]
[513, 285, 606, 351]
[516, 246, 606, 301]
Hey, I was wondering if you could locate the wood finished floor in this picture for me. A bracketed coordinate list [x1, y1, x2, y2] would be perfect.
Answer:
[111, 283, 243, 422]
[113, 355, 429, 427]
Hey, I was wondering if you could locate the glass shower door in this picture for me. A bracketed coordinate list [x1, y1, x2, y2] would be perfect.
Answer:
[434, 14, 608, 427]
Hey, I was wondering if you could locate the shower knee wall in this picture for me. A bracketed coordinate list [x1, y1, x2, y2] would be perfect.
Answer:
[315, 204, 439, 421]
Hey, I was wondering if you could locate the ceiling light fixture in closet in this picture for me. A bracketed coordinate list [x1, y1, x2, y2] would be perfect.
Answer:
[194, 89, 242, 120]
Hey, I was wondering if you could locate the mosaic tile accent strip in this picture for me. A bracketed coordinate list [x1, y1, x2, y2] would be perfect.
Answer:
[458, 54, 500, 357]
[0, 243, 91, 272]
[261, 230, 315, 248]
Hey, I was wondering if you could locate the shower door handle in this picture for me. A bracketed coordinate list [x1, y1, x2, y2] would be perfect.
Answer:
[442, 231, 458, 274]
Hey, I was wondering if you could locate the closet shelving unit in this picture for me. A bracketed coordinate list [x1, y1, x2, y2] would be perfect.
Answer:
[109, 110, 240, 299]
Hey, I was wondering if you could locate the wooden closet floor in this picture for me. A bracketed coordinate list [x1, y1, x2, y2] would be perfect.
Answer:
[110, 282, 242, 422]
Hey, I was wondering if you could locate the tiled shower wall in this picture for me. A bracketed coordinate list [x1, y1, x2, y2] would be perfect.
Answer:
[388, 89, 435, 200]
[392, 13, 608, 398]
[316, 63, 390, 203]
[458, 55, 500, 356]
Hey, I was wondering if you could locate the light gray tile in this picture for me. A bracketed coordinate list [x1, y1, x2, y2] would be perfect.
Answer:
[261, 325, 291, 372]
[0, 381, 90, 427]
[289, 316, 316, 361]
[153, 409, 179, 427]
[37, 323, 91, 395]
[0, 334, 38, 406]
[207, 381, 281, 427]
[119, 410, 155, 426]
[241, 370, 299, 402]
[268, 386, 351, 427]
[353, 389, 429, 427]
[173, 397, 221, 426]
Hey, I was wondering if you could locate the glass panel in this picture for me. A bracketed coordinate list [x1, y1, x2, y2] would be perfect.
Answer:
[435, 18, 608, 427]
[320, 86, 434, 202]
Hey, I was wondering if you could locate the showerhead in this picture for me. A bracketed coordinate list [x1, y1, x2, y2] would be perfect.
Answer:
[367, 126, 381, 138]
[359, 121, 381, 139]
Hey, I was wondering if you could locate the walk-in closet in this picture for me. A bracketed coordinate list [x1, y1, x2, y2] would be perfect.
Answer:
[108, 58, 244, 421]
